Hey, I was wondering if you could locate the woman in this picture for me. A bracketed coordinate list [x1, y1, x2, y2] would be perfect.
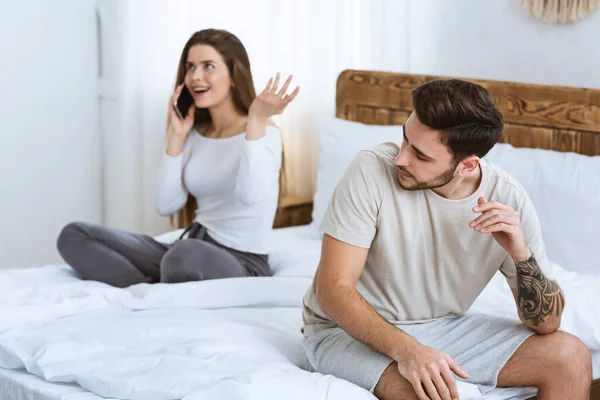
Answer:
[57, 28, 299, 288]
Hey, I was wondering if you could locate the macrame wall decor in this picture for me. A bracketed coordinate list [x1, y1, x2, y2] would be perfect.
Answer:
[520, 0, 600, 24]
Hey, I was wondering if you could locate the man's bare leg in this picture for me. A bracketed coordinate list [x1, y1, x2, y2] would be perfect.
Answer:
[373, 332, 591, 400]
[374, 362, 420, 400]
[497, 332, 591, 400]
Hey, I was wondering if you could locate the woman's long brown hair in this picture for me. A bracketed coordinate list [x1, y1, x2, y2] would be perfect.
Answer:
[169, 29, 286, 229]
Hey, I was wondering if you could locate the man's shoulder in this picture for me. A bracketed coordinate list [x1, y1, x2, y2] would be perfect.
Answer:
[363, 141, 399, 158]
[346, 143, 398, 186]
[484, 159, 530, 204]
[355, 142, 399, 170]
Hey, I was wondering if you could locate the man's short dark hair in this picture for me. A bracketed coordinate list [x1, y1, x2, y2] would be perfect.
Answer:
[411, 79, 504, 162]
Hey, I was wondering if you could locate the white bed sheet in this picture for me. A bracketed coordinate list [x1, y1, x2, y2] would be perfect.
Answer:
[1, 350, 600, 400]
[1, 349, 598, 400]
[0, 368, 111, 400]
[0, 226, 598, 400]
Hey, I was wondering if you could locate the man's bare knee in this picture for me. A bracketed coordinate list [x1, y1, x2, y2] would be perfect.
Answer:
[548, 332, 592, 382]
[374, 362, 419, 400]
[499, 332, 592, 392]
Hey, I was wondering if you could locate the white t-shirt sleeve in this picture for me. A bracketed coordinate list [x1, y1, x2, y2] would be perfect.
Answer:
[319, 151, 384, 248]
[235, 126, 282, 205]
[154, 135, 193, 216]
[499, 191, 555, 289]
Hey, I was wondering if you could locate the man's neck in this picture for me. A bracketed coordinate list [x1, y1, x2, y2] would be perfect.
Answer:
[431, 164, 483, 200]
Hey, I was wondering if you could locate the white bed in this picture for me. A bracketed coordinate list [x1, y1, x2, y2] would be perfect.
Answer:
[1, 225, 600, 400]
[3, 72, 600, 400]
[0, 368, 108, 400]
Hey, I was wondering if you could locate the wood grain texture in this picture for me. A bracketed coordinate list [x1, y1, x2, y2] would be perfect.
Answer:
[592, 380, 600, 400]
[273, 195, 313, 228]
[500, 124, 554, 150]
[336, 70, 600, 157]
[390, 110, 411, 125]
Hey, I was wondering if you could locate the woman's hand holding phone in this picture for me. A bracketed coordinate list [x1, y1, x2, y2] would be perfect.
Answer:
[169, 84, 195, 137]
[166, 84, 195, 156]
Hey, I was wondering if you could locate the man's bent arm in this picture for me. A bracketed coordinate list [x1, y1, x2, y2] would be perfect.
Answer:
[511, 250, 564, 334]
[315, 234, 418, 361]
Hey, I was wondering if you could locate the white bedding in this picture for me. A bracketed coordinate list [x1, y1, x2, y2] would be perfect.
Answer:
[0, 368, 110, 400]
[0, 226, 599, 400]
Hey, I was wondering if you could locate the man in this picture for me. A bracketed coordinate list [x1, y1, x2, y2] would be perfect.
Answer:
[302, 79, 591, 400]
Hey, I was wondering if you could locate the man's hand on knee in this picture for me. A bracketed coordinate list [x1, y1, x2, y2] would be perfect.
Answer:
[396, 343, 469, 400]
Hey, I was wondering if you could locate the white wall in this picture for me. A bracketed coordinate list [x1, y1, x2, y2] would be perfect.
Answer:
[408, 0, 600, 89]
[1, 0, 599, 270]
[0, 0, 100, 269]
[96, 0, 145, 233]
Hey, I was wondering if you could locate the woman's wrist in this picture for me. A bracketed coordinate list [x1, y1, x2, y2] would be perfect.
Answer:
[246, 115, 268, 141]
[166, 135, 186, 157]
[247, 113, 269, 126]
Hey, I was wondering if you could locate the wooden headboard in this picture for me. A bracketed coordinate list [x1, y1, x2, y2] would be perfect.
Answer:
[274, 70, 600, 228]
[336, 69, 600, 156]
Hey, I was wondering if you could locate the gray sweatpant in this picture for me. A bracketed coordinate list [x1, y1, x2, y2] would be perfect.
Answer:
[56, 221, 270, 288]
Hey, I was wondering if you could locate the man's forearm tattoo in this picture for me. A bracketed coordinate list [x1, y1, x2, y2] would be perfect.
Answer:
[516, 251, 564, 326]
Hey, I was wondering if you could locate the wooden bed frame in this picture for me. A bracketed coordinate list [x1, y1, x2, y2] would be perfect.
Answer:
[276, 69, 600, 399]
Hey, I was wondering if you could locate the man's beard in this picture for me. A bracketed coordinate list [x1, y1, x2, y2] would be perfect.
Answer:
[397, 163, 458, 191]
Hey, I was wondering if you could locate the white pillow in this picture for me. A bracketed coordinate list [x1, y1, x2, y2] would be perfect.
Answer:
[485, 143, 600, 275]
[269, 226, 321, 277]
[310, 118, 403, 237]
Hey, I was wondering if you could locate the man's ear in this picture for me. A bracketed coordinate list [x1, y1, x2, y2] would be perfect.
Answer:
[458, 155, 480, 177]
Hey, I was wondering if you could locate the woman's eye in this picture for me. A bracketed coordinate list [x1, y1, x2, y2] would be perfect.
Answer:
[205, 63, 215, 70]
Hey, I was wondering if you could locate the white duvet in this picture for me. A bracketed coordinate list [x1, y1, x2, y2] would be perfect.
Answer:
[0, 268, 374, 400]
[0, 250, 599, 399]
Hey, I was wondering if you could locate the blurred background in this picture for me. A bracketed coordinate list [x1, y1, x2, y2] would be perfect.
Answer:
[1, 0, 599, 269]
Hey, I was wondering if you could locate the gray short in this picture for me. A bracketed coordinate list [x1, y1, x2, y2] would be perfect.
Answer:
[302, 313, 535, 394]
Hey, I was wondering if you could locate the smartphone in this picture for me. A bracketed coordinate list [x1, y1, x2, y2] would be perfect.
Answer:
[173, 85, 194, 119]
